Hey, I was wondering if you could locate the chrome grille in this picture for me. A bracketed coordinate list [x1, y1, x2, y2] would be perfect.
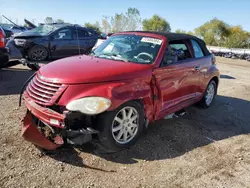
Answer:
[26, 74, 66, 106]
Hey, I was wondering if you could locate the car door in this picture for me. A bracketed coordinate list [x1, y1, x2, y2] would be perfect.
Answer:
[152, 39, 200, 120]
[49, 27, 75, 59]
[72, 27, 98, 54]
[190, 39, 212, 97]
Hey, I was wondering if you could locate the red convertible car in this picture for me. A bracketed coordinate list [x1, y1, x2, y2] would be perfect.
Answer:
[20, 31, 219, 152]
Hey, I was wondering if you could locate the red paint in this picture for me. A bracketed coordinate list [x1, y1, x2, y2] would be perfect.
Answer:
[0, 27, 5, 47]
[22, 32, 219, 149]
[39, 55, 154, 84]
[24, 93, 65, 128]
[21, 113, 62, 150]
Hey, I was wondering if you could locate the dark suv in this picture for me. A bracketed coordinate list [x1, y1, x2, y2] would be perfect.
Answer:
[9, 24, 99, 61]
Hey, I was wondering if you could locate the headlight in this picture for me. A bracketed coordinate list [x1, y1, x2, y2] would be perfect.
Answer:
[14, 39, 26, 46]
[66, 97, 111, 115]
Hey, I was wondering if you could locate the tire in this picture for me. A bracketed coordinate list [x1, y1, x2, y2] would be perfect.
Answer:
[97, 101, 145, 152]
[28, 45, 48, 61]
[199, 80, 217, 108]
[0, 55, 9, 69]
[27, 64, 40, 71]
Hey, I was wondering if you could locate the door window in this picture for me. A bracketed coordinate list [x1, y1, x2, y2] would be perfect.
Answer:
[86, 28, 98, 37]
[52, 28, 72, 40]
[191, 39, 204, 58]
[161, 40, 192, 66]
[73, 29, 89, 39]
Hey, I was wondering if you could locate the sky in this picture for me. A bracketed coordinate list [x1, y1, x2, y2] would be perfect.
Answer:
[0, 0, 250, 32]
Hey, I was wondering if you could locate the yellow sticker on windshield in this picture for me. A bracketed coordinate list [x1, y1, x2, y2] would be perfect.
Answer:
[141, 37, 162, 45]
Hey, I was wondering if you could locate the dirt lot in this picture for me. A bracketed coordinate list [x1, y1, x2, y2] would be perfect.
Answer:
[1, 57, 250, 188]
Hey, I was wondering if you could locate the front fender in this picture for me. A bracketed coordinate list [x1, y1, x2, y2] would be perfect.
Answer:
[57, 76, 154, 121]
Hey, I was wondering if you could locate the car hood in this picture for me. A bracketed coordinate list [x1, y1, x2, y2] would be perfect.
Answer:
[14, 31, 42, 39]
[38, 55, 153, 84]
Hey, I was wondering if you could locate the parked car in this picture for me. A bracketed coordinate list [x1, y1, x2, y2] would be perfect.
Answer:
[0, 26, 9, 68]
[0, 24, 27, 34]
[92, 32, 113, 50]
[20, 32, 219, 152]
[2, 28, 13, 39]
[11, 24, 99, 61]
[5, 38, 23, 63]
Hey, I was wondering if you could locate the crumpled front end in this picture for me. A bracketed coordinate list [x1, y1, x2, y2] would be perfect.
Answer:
[21, 113, 62, 150]
[21, 73, 100, 150]
[21, 92, 66, 150]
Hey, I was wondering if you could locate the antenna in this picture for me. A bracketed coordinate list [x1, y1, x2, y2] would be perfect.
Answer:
[75, 24, 81, 56]
[2, 15, 21, 28]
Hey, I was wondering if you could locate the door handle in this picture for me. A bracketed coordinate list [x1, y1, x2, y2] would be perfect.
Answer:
[194, 66, 200, 71]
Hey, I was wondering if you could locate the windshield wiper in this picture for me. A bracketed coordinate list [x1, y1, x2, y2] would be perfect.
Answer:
[102, 53, 130, 62]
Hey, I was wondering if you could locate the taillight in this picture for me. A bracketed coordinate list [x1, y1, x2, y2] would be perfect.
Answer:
[0, 31, 5, 47]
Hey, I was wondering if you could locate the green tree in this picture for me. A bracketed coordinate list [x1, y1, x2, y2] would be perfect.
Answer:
[142, 15, 171, 32]
[44, 17, 53, 24]
[195, 18, 230, 46]
[175, 29, 195, 36]
[187, 31, 195, 35]
[101, 16, 111, 33]
[110, 13, 125, 32]
[124, 8, 141, 30]
[224, 26, 250, 48]
[84, 21, 101, 34]
[109, 8, 141, 32]
[56, 19, 64, 24]
[175, 29, 186, 33]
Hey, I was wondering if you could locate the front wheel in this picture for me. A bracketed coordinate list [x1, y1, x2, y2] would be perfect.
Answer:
[28, 45, 48, 61]
[199, 80, 217, 108]
[97, 101, 145, 152]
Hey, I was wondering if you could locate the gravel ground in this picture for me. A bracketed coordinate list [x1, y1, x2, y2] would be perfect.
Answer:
[0, 57, 250, 188]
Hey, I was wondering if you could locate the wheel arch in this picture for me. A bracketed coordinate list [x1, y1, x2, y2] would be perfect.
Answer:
[210, 76, 219, 93]
[28, 44, 49, 61]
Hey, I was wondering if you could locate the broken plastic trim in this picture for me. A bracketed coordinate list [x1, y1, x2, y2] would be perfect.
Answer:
[20, 58, 41, 71]
[65, 128, 99, 145]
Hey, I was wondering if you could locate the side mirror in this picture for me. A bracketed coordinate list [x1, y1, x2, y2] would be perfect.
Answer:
[98, 35, 106, 40]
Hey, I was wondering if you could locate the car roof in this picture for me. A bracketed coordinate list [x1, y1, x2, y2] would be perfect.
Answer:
[120, 31, 199, 41]
[117, 31, 211, 56]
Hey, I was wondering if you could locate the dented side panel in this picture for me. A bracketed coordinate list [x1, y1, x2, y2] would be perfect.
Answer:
[57, 75, 155, 121]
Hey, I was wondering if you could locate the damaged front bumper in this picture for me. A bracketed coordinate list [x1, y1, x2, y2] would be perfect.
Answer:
[22, 93, 99, 150]
[22, 113, 62, 150]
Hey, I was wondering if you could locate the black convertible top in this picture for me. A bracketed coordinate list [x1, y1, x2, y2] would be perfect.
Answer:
[119, 31, 211, 56]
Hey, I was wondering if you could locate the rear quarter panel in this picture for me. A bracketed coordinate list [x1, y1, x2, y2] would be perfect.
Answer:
[199, 55, 220, 94]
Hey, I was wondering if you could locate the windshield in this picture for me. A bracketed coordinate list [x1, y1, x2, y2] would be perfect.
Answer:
[28, 25, 59, 35]
[93, 34, 163, 64]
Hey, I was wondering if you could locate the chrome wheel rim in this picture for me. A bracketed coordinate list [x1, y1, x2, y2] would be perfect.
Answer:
[112, 106, 139, 144]
[205, 83, 215, 106]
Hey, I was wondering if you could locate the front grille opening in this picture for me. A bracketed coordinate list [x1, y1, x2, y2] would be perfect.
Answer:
[26, 73, 66, 106]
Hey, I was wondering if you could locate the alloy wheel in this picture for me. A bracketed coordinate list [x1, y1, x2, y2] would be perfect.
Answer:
[31, 49, 46, 61]
[111, 106, 139, 144]
[205, 82, 215, 106]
